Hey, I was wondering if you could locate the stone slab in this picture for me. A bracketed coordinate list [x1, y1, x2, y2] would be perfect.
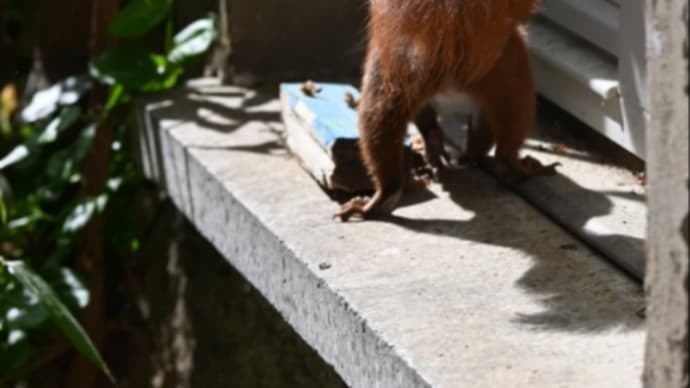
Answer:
[440, 110, 647, 279]
[136, 79, 646, 388]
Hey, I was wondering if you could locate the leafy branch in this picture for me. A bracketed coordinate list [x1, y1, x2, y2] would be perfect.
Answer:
[0, 0, 217, 383]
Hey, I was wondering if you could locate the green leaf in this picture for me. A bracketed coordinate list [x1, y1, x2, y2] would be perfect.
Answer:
[164, 0, 174, 53]
[43, 267, 90, 311]
[71, 124, 97, 162]
[0, 144, 29, 170]
[62, 195, 108, 234]
[45, 124, 96, 182]
[0, 198, 7, 224]
[37, 106, 82, 144]
[90, 45, 180, 93]
[107, 0, 170, 39]
[105, 84, 125, 112]
[6, 215, 34, 230]
[5, 304, 49, 330]
[0, 105, 83, 174]
[3, 260, 113, 382]
[168, 15, 217, 64]
[20, 83, 61, 123]
[0, 173, 10, 199]
[20, 76, 91, 123]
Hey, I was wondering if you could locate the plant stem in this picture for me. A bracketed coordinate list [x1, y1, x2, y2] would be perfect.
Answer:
[66, 1, 119, 387]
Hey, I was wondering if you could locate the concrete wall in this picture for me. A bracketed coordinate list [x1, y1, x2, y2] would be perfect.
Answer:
[131, 200, 347, 388]
[228, 0, 368, 78]
[643, 0, 689, 387]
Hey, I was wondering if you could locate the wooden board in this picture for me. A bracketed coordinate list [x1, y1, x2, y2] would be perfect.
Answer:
[280, 82, 416, 193]
[280, 82, 372, 193]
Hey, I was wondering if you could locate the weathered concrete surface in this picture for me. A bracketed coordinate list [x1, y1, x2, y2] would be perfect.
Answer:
[643, 0, 689, 387]
[510, 139, 646, 279]
[137, 79, 646, 388]
[441, 106, 647, 279]
[127, 198, 347, 388]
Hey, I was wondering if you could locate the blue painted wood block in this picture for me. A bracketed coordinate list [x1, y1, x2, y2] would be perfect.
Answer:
[280, 83, 361, 151]
[280, 82, 374, 192]
[280, 82, 414, 192]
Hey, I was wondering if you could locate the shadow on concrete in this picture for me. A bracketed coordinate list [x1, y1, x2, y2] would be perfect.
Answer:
[385, 167, 645, 333]
[193, 139, 288, 156]
[149, 86, 281, 134]
[597, 190, 645, 203]
[146, 84, 645, 334]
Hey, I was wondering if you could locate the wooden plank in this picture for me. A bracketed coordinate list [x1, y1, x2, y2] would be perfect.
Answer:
[279, 82, 417, 193]
[279, 83, 373, 193]
[281, 83, 360, 150]
[643, 0, 689, 386]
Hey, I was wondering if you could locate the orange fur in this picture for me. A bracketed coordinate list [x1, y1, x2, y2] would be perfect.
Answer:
[337, 0, 550, 221]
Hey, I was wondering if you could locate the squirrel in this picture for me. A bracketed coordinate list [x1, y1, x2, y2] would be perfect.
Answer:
[336, 0, 557, 221]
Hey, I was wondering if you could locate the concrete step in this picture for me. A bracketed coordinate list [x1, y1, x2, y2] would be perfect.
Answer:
[136, 79, 646, 388]
[439, 109, 647, 279]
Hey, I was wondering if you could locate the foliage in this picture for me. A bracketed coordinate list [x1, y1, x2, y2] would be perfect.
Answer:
[0, 0, 216, 382]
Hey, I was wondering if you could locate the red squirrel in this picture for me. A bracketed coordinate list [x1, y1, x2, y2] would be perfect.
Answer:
[336, 0, 556, 221]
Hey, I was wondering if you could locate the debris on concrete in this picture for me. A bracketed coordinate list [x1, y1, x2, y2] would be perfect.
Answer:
[301, 80, 323, 97]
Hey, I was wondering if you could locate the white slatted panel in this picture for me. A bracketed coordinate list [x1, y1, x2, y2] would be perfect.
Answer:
[540, 0, 620, 56]
[532, 0, 647, 159]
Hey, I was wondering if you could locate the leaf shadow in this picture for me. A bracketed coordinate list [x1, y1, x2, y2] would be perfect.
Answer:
[383, 168, 645, 333]
[148, 85, 281, 134]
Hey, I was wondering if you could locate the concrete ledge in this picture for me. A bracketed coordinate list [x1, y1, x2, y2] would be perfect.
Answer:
[439, 104, 646, 279]
[513, 138, 646, 279]
[136, 79, 646, 388]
